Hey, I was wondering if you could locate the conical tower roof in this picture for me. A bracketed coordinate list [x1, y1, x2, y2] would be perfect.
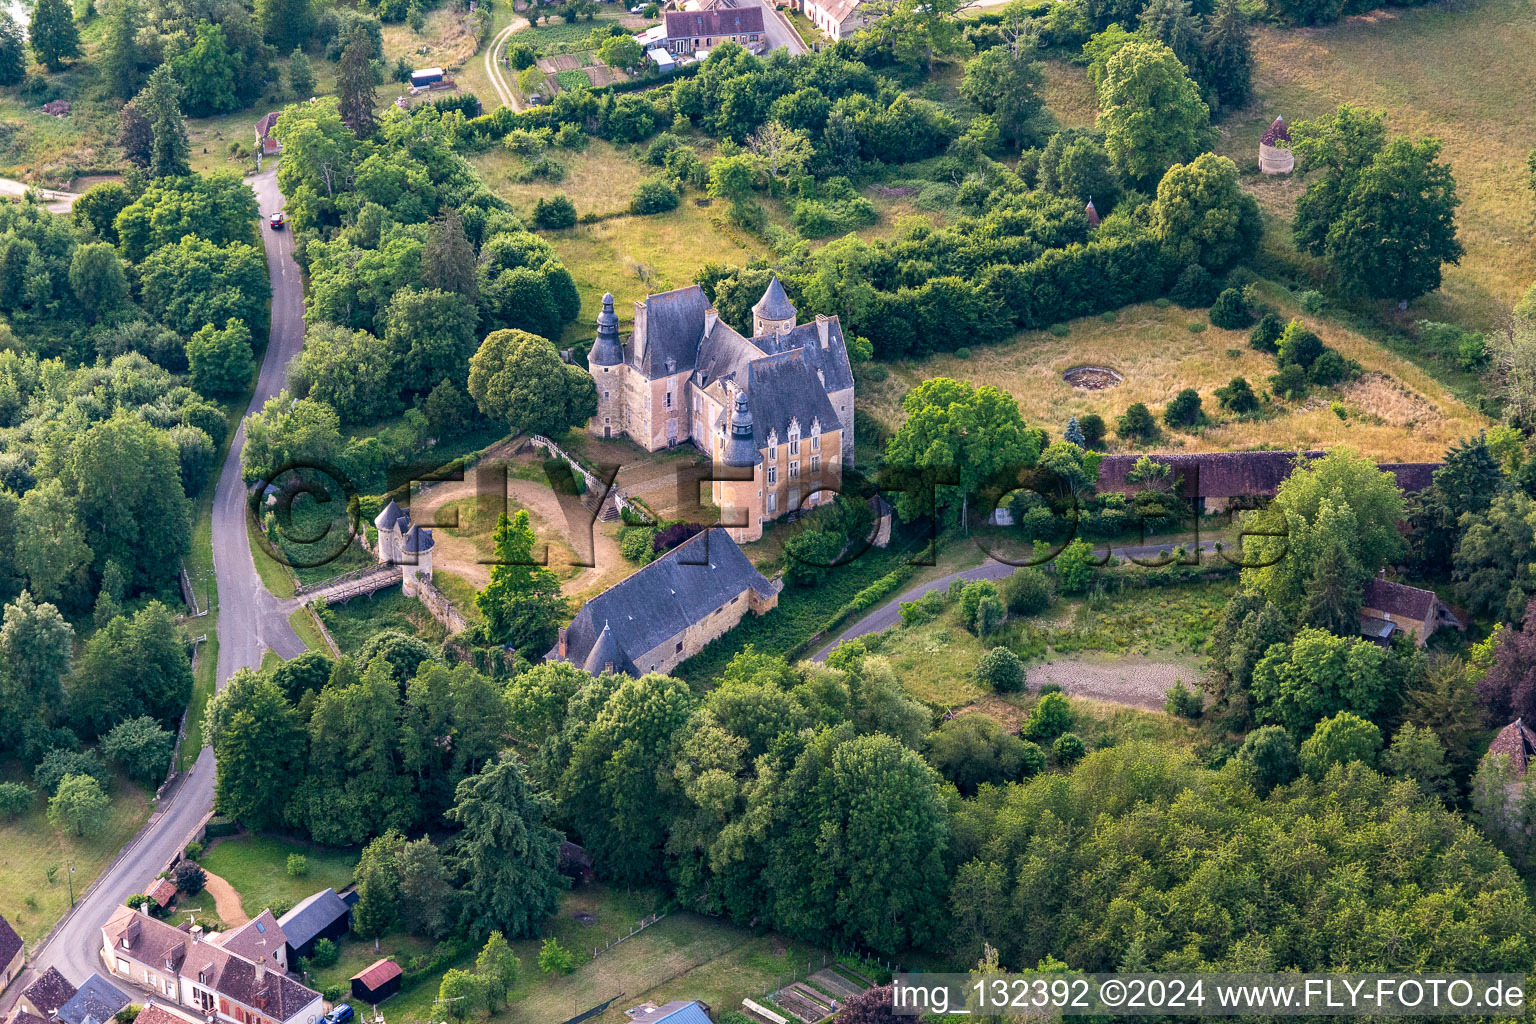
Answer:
[721, 388, 761, 468]
[752, 274, 795, 322]
[588, 292, 624, 366]
[583, 620, 622, 675]
[1085, 197, 1099, 228]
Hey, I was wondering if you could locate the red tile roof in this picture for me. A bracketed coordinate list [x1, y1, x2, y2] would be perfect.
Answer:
[1487, 719, 1536, 777]
[351, 959, 402, 990]
[148, 878, 177, 908]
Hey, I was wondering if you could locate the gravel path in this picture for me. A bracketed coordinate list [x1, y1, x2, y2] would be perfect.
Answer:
[200, 869, 249, 927]
[1028, 657, 1200, 711]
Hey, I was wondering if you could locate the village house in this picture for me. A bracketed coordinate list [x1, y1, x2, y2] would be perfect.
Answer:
[801, 0, 868, 40]
[57, 975, 131, 1024]
[662, 7, 765, 56]
[254, 113, 282, 167]
[549, 528, 778, 676]
[1359, 575, 1462, 647]
[587, 279, 854, 542]
[18, 967, 77, 1019]
[1486, 718, 1536, 781]
[0, 915, 22, 996]
[100, 906, 323, 1024]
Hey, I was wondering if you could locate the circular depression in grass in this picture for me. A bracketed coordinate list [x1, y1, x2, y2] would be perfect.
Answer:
[1062, 365, 1123, 390]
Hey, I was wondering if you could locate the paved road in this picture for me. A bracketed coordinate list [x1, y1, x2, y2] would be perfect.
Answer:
[0, 168, 306, 1010]
[753, 0, 809, 54]
[0, 176, 78, 213]
[811, 538, 1220, 661]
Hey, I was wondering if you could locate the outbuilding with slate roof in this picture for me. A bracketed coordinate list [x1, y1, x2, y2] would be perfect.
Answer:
[277, 889, 351, 962]
[550, 528, 778, 676]
[19, 967, 77, 1018]
[57, 975, 130, 1024]
[0, 914, 22, 996]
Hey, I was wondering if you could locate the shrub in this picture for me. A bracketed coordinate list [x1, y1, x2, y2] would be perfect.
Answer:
[958, 580, 1002, 634]
[1078, 413, 1106, 447]
[1116, 402, 1158, 442]
[974, 595, 1006, 636]
[1164, 680, 1203, 718]
[1300, 289, 1326, 314]
[1235, 725, 1298, 797]
[1052, 732, 1086, 766]
[954, 346, 971, 359]
[1309, 348, 1358, 386]
[1048, 323, 1071, 337]
[1001, 567, 1054, 616]
[1214, 376, 1258, 414]
[619, 525, 659, 563]
[310, 938, 339, 968]
[183, 841, 203, 861]
[1169, 264, 1218, 307]
[1249, 312, 1284, 353]
[975, 646, 1026, 692]
[35, 748, 110, 794]
[172, 860, 206, 894]
[532, 194, 577, 229]
[286, 853, 308, 877]
[1023, 691, 1072, 742]
[1163, 388, 1202, 428]
[1209, 287, 1253, 329]
[1037, 682, 1063, 695]
[539, 937, 576, 975]
[0, 781, 32, 820]
[631, 178, 680, 215]
[900, 589, 947, 627]
[1270, 362, 1309, 400]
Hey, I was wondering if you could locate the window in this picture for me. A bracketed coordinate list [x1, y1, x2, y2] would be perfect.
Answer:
[675, 641, 684, 653]
[767, 465, 777, 485]
[731, 595, 740, 604]
[603, 390, 609, 399]
[768, 493, 777, 512]
[812, 435, 820, 451]
[811, 454, 820, 473]
[789, 425, 800, 455]
[789, 462, 800, 480]
[768, 444, 776, 460]
[665, 391, 673, 408]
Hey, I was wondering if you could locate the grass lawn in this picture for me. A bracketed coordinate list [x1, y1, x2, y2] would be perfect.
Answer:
[320, 589, 448, 654]
[856, 281, 1489, 461]
[432, 569, 486, 625]
[1219, 0, 1536, 331]
[249, 514, 299, 599]
[1039, 58, 1098, 132]
[200, 834, 360, 919]
[289, 606, 335, 655]
[179, 634, 221, 770]
[519, 11, 640, 53]
[0, 768, 151, 946]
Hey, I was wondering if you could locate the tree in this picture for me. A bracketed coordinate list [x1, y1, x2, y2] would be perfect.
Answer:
[103, 717, 175, 786]
[1079, 413, 1106, 447]
[974, 646, 1025, 692]
[35, 749, 110, 793]
[30, 0, 79, 71]
[14, 482, 90, 605]
[69, 243, 129, 318]
[1022, 690, 1072, 741]
[0, 591, 74, 756]
[748, 121, 814, 183]
[288, 48, 315, 97]
[288, 323, 393, 421]
[1250, 628, 1390, 734]
[537, 938, 575, 975]
[1116, 401, 1158, 442]
[173, 859, 207, 893]
[422, 210, 477, 300]
[172, 22, 240, 117]
[1201, 0, 1252, 109]
[1215, 375, 1258, 413]
[1234, 724, 1298, 797]
[187, 319, 255, 398]
[468, 329, 597, 439]
[437, 968, 487, 1021]
[1138, 0, 1200, 70]
[71, 602, 193, 738]
[1001, 567, 1053, 615]
[531, 195, 577, 230]
[708, 154, 760, 226]
[338, 26, 378, 138]
[835, 986, 900, 1024]
[1037, 133, 1120, 210]
[48, 774, 110, 837]
[1163, 388, 1202, 428]
[447, 757, 565, 939]
[959, 47, 1043, 146]
[475, 510, 565, 653]
[476, 932, 520, 1011]
[1298, 710, 1381, 778]
[597, 33, 642, 70]
[1096, 41, 1212, 185]
[138, 66, 191, 178]
[353, 829, 405, 940]
[119, 103, 154, 169]
[0, 781, 31, 820]
[241, 391, 344, 484]
[0, 10, 25, 86]
[1209, 288, 1252, 329]
[926, 715, 1040, 795]
[1150, 153, 1261, 270]
[883, 378, 1042, 522]
[206, 671, 304, 831]
[397, 836, 454, 938]
[1384, 721, 1451, 802]
[258, 0, 314, 51]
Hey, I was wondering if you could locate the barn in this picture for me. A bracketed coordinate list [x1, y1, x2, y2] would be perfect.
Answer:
[350, 959, 402, 1004]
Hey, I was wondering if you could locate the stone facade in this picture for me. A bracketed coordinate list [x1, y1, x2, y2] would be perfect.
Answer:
[586, 279, 855, 543]
[372, 500, 435, 594]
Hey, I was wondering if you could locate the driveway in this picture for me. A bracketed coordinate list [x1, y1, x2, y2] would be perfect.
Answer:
[751, 0, 809, 54]
[812, 538, 1220, 661]
[0, 168, 306, 1010]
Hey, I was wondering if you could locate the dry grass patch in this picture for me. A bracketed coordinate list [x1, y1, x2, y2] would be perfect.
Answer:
[1039, 58, 1099, 131]
[860, 289, 1488, 460]
[1219, 0, 1536, 328]
[381, 8, 482, 74]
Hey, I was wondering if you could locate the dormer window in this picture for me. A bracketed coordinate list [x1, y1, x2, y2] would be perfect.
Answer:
[788, 423, 800, 456]
[812, 435, 820, 451]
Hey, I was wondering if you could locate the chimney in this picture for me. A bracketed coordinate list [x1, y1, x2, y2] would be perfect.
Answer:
[255, 957, 267, 988]
[191, 925, 204, 943]
[704, 307, 719, 336]
[815, 314, 829, 350]
[556, 626, 568, 659]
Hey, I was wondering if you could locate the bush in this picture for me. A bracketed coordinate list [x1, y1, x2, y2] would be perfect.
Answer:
[958, 580, 1002, 634]
[1052, 732, 1086, 766]
[1270, 362, 1309, 400]
[1209, 287, 1253, 329]
[631, 178, 680, 215]
[1308, 347, 1357, 385]
[974, 595, 1006, 636]
[1023, 691, 1072, 742]
[532, 194, 577, 229]
[172, 860, 206, 894]
[1214, 376, 1257, 414]
[1001, 567, 1053, 616]
[1078, 413, 1106, 447]
[183, 841, 204, 861]
[619, 525, 659, 563]
[1163, 388, 1202, 428]
[1300, 289, 1326, 314]
[975, 646, 1026, 692]
[35, 748, 110, 794]
[1277, 320, 1324, 370]
[1249, 312, 1284, 353]
[1164, 680, 1203, 718]
[0, 781, 32, 820]
[286, 853, 308, 877]
[1116, 402, 1158, 442]
[310, 938, 339, 968]
[1037, 682, 1062, 695]
[1169, 264, 1218, 307]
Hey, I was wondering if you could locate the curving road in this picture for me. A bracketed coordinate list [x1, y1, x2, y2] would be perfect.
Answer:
[0, 168, 306, 1009]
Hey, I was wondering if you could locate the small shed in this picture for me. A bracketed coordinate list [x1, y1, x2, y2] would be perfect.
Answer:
[1259, 115, 1293, 175]
[350, 959, 402, 1004]
[409, 67, 444, 87]
[147, 877, 178, 910]
[278, 888, 352, 961]
[646, 47, 677, 72]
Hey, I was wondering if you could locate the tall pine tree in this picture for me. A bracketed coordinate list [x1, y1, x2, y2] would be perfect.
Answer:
[100, 0, 142, 99]
[447, 757, 565, 940]
[337, 26, 377, 139]
[139, 66, 190, 177]
[1201, 0, 1252, 110]
[29, 0, 80, 71]
[0, 10, 26, 86]
[422, 209, 478, 300]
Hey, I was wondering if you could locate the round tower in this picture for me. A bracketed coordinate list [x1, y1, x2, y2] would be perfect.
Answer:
[719, 388, 764, 543]
[588, 292, 625, 439]
[1259, 116, 1294, 175]
[751, 275, 797, 337]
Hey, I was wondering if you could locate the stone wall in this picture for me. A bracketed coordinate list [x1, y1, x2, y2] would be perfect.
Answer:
[415, 578, 468, 634]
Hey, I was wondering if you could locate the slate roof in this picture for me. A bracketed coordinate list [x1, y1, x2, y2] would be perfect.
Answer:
[754, 319, 854, 394]
[403, 524, 435, 554]
[277, 889, 350, 951]
[23, 967, 78, 1017]
[219, 910, 286, 965]
[181, 944, 317, 1021]
[0, 914, 20, 969]
[1382, 461, 1438, 493]
[556, 529, 775, 675]
[693, 319, 764, 389]
[1488, 719, 1536, 777]
[1096, 451, 1442, 500]
[583, 621, 624, 675]
[351, 959, 402, 991]
[374, 500, 410, 532]
[740, 350, 841, 446]
[752, 275, 795, 322]
[664, 7, 764, 38]
[12, 1011, 48, 1024]
[57, 975, 130, 1024]
[1362, 577, 1438, 621]
[590, 292, 625, 367]
[103, 905, 189, 973]
[631, 285, 712, 378]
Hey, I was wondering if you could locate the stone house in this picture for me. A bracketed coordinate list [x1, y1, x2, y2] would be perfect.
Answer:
[802, 0, 868, 39]
[100, 906, 323, 1024]
[1486, 718, 1536, 780]
[662, 7, 764, 54]
[1358, 575, 1462, 647]
[372, 500, 436, 595]
[549, 528, 778, 676]
[0, 915, 22, 997]
[18, 967, 77, 1019]
[587, 279, 854, 542]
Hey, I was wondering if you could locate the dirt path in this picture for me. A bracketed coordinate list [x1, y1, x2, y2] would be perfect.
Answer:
[1027, 656, 1201, 712]
[200, 868, 249, 927]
